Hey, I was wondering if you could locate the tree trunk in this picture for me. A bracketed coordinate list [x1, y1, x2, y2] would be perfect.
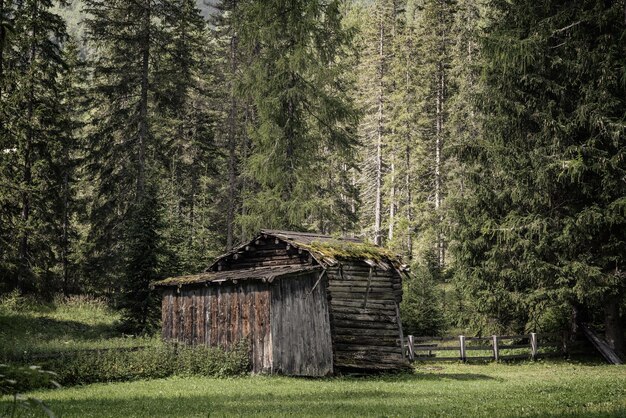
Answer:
[226, 4, 238, 250]
[388, 158, 395, 241]
[405, 143, 412, 258]
[137, 0, 150, 197]
[62, 168, 70, 296]
[604, 293, 624, 358]
[18, 0, 38, 291]
[435, 63, 443, 267]
[0, 0, 5, 99]
[374, 14, 384, 246]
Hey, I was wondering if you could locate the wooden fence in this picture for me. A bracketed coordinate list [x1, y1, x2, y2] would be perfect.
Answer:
[405, 333, 567, 362]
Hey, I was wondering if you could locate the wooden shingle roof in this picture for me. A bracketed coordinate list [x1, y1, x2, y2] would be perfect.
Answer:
[207, 230, 407, 272]
[152, 264, 322, 288]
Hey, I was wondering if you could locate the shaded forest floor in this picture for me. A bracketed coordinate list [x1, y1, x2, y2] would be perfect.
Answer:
[0, 294, 156, 360]
[4, 362, 625, 417]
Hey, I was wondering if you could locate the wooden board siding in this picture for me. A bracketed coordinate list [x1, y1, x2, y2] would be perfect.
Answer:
[326, 262, 409, 372]
[161, 281, 272, 374]
[211, 236, 312, 272]
[270, 273, 333, 376]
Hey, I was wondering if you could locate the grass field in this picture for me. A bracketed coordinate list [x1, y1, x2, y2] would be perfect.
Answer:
[4, 361, 625, 417]
[0, 294, 156, 360]
[3, 295, 625, 417]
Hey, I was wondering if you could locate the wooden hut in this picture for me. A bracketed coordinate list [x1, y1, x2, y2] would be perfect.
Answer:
[152, 230, 410, 376]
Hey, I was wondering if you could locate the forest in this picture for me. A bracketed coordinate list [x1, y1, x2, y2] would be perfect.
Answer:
[0, 0, 624, 359]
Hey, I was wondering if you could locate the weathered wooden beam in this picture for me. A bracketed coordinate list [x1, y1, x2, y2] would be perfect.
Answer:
[459, 335, 466, 361]
[530, 332, 538, 360]
[333, 327, 400, 337]
[407, 335, 415, 362]
[492, 335, 499, 361]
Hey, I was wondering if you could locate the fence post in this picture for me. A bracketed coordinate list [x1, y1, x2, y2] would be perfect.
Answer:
[407, 335, 415, 362]
[459, 335, 466, 362]
[530, 332, 538, 360]
[492, 335, 499, 362]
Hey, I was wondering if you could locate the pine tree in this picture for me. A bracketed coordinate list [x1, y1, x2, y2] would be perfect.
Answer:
[119, 183, 162, 334]
[235, 0, 358, 234]
[454, 0, 626, 351]
[0, 0, 73, 294]
[156, 0, 224, 274]
[355, 0, 397, 246]
[410, 0, 455, 269]
[82, 0, 160, 292]
[212, 0, 246, 250]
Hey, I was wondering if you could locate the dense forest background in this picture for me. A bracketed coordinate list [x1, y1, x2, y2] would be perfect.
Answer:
[0, 0, 624, 355]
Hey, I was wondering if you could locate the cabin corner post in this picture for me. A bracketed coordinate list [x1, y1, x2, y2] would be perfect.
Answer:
[395, 302, 406, 358]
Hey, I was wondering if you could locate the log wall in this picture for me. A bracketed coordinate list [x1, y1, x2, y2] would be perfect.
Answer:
[211, 236, 311, 271]
[326, 261, 409, 372]
[270, 273, 333, 376]
[161, 281, 273, 374]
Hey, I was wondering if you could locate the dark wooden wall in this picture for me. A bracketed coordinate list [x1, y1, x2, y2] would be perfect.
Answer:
[326, 261, 408, 372]
[162, 233, 409, 375]
[211, 236, 311, 271]
[270, 273, 333, 376]
[161, 281, 273, 373]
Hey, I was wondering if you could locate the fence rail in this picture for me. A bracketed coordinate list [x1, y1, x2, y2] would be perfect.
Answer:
[406, 332, 566, 362]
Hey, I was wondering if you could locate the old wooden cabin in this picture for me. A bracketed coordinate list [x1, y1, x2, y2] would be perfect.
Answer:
[152, 230, 410, 376]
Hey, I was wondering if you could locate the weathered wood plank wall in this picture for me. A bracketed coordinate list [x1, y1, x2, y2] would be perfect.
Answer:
[161, 281, 272, 374]
[270, 273, 333, 376]
[326, 262, 408, 372]
[211, 238, 311, 272]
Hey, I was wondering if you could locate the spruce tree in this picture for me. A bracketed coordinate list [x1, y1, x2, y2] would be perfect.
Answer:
[355, 0, 397, 245]
[235, 0, 358, 234]
[454, 0, 626, 352]
[0, 0, 73, 294]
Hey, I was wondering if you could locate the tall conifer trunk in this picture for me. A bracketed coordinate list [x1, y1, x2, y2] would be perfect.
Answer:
[435, 62, 444, 268]
[374, 13, 384, 246]
[435, 12, 446, 269]
[226, 0, 238, 249]
[18, 0, 38, 291]
[62, 167, 69, 295]
[137, 0, 150, 197]
[387, 1, 397, 243]
[604, 292, 624, 357]
[388, 158, 395, 241]
[0, 0, 4, 99]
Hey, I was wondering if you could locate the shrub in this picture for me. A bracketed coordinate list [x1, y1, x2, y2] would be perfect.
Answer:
[0, 364, 60, 417]
[15, 341, 250, 389]
[401, 261, 446, 336]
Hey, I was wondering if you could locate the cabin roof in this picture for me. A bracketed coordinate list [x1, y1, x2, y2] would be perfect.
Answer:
[152, 264, 322, 288]
[208, 229, 407, 272]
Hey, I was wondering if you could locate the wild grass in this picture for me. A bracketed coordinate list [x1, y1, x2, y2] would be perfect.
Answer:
[3, 361, 625, 417]
[0, 292, 155, 361]
[0, 293, 249, 389]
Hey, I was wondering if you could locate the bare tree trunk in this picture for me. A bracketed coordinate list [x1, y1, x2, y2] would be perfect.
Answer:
[605, 293, 624, 358]
[374, 14, 384, 246]
[137, 0, 150, 197]
[435, 63, 443, 267]
[226, 0, 238, 250]
[239, 104, 252, 242]
[0, 0, 5, 100]
[388, 158, 395, 241]
[18, 0, 38, 291]
[62, 168, 70, 295]
[405, 143, 413, 258]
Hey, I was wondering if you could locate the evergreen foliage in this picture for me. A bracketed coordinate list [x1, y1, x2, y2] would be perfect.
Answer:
[0, 0, 74, 295]
[0, 0, 623, 346]
[235, 0, 359, 234]
[453, 0, 626, 348]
